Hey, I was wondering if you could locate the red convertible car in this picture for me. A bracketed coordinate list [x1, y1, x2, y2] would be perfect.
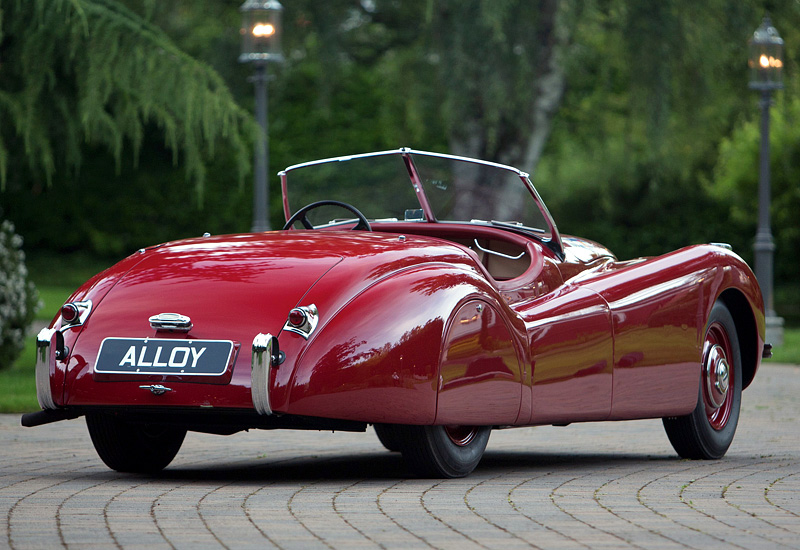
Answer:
[23, 148, 768, 478]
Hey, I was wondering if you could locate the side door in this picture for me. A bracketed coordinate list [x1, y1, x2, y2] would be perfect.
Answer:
[583, 253, 707, 420]
[518, 285, 614, 425]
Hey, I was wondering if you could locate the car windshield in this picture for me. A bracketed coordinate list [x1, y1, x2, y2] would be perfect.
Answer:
[281, 149, 553, 238]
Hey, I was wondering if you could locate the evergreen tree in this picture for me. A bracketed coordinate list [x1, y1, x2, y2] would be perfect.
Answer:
[0, 0, 254, 198]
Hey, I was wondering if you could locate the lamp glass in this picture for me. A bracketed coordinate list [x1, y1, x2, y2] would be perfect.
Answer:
[240, 0, 283, 63]
[749, 17, 784, 90]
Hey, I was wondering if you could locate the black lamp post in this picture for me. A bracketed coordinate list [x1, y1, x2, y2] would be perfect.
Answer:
[748, 15, 784, 346]
[240, 0, 284, 232]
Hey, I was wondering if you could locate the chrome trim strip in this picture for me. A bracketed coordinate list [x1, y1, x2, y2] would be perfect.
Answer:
[251, 333, 273, 415]
[149, 312, 193, 332]
[282, 304, 318, 340]
[282, 148, 524, 175]
[281, 148, 565, 259]
[35, 328, 57, 410]
[472, 239, 527, 260]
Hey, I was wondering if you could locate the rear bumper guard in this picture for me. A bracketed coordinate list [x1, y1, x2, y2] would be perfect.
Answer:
[251, 333, 282, 415]
[34, 328, 60, 410]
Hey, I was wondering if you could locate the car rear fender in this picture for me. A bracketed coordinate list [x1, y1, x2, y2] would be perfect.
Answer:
[276, 264, 522, 424]
[35, 251, 149, 409]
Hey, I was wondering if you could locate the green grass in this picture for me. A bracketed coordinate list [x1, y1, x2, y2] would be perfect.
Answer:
[0, 252, 114, 413]
[768, 326, 800, 365]
[25, 251, 113, 289]
[0, 283, 78, 413]
[36, 286, 74, 321]
[0, 342, 39, 413]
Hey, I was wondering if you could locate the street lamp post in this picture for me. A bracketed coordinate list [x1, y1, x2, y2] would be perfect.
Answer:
[240, 0, 284, 232]
[748, 15, 784, 346]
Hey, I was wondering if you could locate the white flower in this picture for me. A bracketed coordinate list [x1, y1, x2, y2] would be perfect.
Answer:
[0, 220, 40, 369]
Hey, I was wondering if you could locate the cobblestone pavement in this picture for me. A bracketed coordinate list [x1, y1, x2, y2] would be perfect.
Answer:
[2, 363, 799, 549]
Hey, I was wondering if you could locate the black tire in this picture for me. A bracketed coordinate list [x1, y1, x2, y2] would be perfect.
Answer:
[663, 301, 742, 459]
[395, 425, 491, 478]
[374, 424, 403, 452]
[86, 413, 186, 473]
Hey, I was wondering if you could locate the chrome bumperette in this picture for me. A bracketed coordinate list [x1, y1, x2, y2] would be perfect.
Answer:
[282, 304, 319, 339]
[251, 333, 274, 415]
[149, 312, 193, 332]
[36, 299, 92, 410]
[35, 328, 57, 410]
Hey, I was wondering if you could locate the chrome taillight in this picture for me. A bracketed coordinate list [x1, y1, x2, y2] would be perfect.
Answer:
[283, 304, 318, 339]
[60, 304, 79, 323]
[287, 308, 307, 327]
[60, 299, 92, 329]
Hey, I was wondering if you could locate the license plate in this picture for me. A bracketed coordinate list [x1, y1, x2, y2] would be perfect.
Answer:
[95, 338, 234, 376]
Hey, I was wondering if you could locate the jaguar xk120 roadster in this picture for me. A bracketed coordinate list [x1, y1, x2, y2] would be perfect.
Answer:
[23, 148, 768, 478]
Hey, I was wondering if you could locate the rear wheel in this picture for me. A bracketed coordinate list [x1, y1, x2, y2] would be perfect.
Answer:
[373, 424, 403, 452]
[86, 413, 186, 473]
[663, 301, 742, 459]
[395, 425, 490, 478]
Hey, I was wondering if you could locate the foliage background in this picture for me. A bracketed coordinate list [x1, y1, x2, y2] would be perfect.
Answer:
[1, 0, 799, 323]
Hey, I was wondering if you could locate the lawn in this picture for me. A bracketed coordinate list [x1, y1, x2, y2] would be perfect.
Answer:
[0, 342, 38, 413]
[769, 327, 800, 364]
[0, 283, 74, 413]
[0, 252, 113, 413]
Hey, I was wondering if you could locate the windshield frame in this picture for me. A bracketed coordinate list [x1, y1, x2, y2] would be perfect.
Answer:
[279, 148, 563, 258]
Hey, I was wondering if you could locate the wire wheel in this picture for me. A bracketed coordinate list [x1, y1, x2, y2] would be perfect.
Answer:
[444, 425, 478, 446]
[703, 322, 735, 431]
[663, 301, 742, 459]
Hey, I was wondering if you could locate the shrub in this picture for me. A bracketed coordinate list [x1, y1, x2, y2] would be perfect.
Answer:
[0, 220, 40, 370]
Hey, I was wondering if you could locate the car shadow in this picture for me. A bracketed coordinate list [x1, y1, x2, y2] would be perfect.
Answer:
[147, 448, 677, 483]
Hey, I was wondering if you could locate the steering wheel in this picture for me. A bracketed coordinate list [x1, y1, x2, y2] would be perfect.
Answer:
[282, 200, 372, 231]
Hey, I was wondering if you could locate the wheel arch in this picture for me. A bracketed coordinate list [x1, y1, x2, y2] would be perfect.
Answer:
[717, 288, 759, 390]
[280, 263, 504, 424]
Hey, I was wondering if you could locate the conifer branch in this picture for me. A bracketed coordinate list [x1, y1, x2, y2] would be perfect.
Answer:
[0, 0, 254, 199]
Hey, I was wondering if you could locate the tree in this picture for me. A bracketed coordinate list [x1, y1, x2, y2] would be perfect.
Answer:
[711, 94, 800, 320]
[273, 1, 574, 222]
[0, 0, 254, 199]
[536, 0, 766, 255]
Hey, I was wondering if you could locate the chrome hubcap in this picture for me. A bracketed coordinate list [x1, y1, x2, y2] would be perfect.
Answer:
[705, 344, 729, 409]
[444, 426, 477, 446]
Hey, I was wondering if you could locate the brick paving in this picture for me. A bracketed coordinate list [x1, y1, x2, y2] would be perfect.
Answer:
[1, 363, 799, 549]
